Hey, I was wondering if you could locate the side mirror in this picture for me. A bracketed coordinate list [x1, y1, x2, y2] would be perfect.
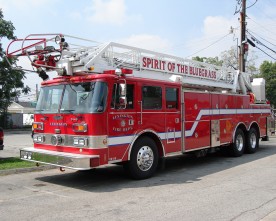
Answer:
[119, 83, 127, 107]
[119, 83, 126, 96]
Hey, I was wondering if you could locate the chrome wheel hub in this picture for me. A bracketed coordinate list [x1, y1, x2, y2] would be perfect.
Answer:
[137, 146, 154, 171]
[236, 134, 244, 151]
[250, 133, 257, 149]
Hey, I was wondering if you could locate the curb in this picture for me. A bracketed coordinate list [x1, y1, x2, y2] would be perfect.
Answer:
[261, 210, 276, 221]
[5, 129, 32, 135]
[0, 165, 55, 176]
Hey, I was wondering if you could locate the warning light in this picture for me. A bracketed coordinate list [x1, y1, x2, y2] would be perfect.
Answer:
[33, 122, 44, 130]
[88, 66, 94, 71]
[121, 68, 133, 74]
[72, 123, 87, 132]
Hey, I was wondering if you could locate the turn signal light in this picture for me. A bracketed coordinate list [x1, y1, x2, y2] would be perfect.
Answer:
[72, 123, 87, 132]
[33, 122, 44, 130]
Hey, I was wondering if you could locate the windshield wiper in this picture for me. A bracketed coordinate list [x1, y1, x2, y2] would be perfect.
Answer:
[35, 109, 45, 112]
[60, 109, 75, 113]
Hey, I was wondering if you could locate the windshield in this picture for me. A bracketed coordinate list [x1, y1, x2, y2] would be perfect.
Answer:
[36, 82, 108, 114]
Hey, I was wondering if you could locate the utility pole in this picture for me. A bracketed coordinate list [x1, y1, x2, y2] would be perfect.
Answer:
[239, 0, 247, 72]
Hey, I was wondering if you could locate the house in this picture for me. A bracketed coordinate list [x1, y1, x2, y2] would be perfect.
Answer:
[8, 101, 36, 114]
[7, 102, 36, 127]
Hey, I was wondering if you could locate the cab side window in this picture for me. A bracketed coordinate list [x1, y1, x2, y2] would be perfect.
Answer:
[166, 87, 178, 109]
[142, 86, 162, 109]
[111, 84, 134, 109]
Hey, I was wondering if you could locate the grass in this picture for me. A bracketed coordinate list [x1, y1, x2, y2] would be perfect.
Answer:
[0, 157, 36, 170]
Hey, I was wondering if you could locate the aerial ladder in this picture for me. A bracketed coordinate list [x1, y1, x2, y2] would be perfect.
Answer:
[6, 33, 252, 95]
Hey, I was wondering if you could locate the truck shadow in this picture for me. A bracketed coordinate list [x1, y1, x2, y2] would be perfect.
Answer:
[36, 141, 276, 193]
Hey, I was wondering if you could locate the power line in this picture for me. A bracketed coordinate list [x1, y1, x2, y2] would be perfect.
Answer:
[255, 46, 276, 60]
[247, 31, 276, 54]
[247, 29, 276, 46]
[247, 15, 276, 36]
[247, 0, 258, 9]
[185, 33, 231, 58]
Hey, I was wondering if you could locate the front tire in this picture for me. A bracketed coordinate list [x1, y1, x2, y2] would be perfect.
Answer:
[124, 137, 158, 180]
[246, 127, 259, 154]
[230, 128, 245, 157]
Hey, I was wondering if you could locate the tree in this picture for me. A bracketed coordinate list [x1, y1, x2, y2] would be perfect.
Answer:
[193, 47, 258, 74]
[192, 56, 223, 66]
[0, 9, 30, 128]
[259, 61, 276, 107]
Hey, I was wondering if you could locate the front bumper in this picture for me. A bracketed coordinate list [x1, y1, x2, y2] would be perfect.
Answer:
[20, 147, 99, 170]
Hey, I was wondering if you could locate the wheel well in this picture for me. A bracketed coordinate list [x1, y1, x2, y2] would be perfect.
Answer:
[249, 122, 260, 138]
[135, 132, 164, 158]
[234, 123, 247, 140]
[237, 123, 247, 133]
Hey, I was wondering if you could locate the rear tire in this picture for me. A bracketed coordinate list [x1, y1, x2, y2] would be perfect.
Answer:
[246, 127, 259, 154]
[230, 128, 245, 157]
[124, 137, 158, 180]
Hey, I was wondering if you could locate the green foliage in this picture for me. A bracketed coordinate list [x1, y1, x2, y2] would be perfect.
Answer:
[0, 9, 30, 128]
[259, 61, 276, 107]
[192, 47, 258, 75]
[192, 56, 223, 66]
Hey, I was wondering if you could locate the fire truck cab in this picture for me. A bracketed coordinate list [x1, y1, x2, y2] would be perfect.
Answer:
[6, 34, 273, 179]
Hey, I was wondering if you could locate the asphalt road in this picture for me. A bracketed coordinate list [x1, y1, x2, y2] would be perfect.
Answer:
[0, 133, 276, 221]
[0, 130, 33, 158]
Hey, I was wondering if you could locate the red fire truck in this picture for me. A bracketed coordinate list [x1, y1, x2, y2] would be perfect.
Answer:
[6, 34, 273, 179]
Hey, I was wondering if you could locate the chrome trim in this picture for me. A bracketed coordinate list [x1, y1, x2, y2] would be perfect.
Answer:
[232, 122, 247, 141]
[138, 101, 143, 124]
[125, 130, 166, 161]
[73, 137, 88, 147]
[72, 123, 88, 132]
[51, 134, 63, 146]
[34, 133, 107, 149]
[248, 121, 261, 134]
[165, 151, 182, 157]
[184, 145, 211, 152]
[33, 134, 46, 144]
[181, 87, 185, 152]
[211, 120, 220, 147]
[20, 147, 99, 170]
[108, 159, 122, 164]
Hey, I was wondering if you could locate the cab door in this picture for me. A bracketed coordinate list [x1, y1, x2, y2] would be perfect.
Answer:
[165, 86, 182, 154]
[108, 81, 137, 162]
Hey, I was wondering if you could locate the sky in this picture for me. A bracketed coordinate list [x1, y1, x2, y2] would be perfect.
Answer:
[1, 0, 276, 101]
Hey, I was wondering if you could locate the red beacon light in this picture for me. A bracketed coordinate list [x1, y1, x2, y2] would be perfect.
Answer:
[103, 68, 133, 75]
[103, 70, 116, 75]
[121, 68, 133, 74]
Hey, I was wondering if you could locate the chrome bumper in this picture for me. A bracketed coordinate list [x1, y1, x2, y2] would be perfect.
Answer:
[20, 147, 99, 170]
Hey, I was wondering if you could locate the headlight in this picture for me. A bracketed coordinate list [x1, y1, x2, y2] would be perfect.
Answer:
[33, 135, 45, 143]
[73, 137, 88, 147]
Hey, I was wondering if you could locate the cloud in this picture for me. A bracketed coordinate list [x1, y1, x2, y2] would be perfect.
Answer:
[0, 0, 54, 12]
[119, 34, 172, 52]
[86, 0, 127, 25]
[203, 16, 235, 37]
